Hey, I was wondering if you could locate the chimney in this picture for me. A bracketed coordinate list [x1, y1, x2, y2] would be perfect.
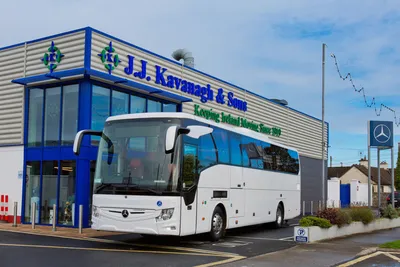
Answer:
[359, 156, 368, 168]
[380, 161, 388, 170]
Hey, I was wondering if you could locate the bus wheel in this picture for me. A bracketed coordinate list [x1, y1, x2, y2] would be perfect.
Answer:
[210, 206, 226, 241]
[274, 204, 284, 228]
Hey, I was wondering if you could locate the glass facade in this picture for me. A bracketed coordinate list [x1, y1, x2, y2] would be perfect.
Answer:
[24, 161, 40, 223]
[44, 87, 61, 146]
[61, 85, 79, 145]
[28, 89, 44, 147]
[41, 161, 58, 224]
[58, 161, 76, 226]
[24, 81, 181, 227]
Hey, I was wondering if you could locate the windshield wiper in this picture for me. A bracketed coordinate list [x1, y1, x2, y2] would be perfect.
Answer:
[94, 183, 115, 194]
[143, 188, 162, 195]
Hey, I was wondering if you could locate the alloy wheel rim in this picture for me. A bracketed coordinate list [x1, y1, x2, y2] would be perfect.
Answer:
[213, 213, 223, 235]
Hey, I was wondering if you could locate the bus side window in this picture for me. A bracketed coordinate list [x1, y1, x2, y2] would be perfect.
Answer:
[229, 132, 242, 166]
[198, 133, 217, 170]
[182, 144, 198, 188]
[262, 142, 273, 171]
[212, 128, 230, 164]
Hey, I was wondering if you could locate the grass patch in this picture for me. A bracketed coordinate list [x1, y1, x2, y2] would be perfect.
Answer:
[379, 240, 400, 249]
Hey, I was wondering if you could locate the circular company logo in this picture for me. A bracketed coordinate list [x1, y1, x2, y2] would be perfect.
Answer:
[121, 210, 129, 218]
[297, 228, 305, 236]
[157, 201, 162, 207]
[373, 124, 391, 144]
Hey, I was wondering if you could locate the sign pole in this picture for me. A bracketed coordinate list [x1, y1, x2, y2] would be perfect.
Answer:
[378, 148, 381, 209]
[321, 43, 326, 208]
[391, 146, 395, 208]
[368, 145, 371, 208]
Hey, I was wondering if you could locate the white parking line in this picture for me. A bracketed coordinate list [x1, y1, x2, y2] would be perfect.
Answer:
[279, 236, 294, 241]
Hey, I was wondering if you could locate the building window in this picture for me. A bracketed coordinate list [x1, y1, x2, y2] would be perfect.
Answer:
[92, 86, 110, 144]
[24, 161, 40, 223]
[130, 95, 146, 113]
[61, 85, 79, 145]
[112, 91, 129, 116]
[58, 161, 76, 226]
[41, 161, 58, 224]
[148, 99, 161, 112]
[163, 103, 177, 112]
[28, 89, 44, 147]
[44, 87, 61, 146]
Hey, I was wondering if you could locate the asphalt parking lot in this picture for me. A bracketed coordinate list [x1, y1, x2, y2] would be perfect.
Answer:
[335, 251, 400, 267]
[0, 220, 298, 267]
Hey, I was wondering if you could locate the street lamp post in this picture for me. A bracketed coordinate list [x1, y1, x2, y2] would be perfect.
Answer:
[322, 43, 326, 208]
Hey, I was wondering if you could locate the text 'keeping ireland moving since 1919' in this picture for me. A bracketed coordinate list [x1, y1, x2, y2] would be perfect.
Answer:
[124, 55, 248, 112]
[194, 104, 282, 137]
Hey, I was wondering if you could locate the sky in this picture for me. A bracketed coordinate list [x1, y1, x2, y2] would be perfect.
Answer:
[1, 0, 400, 168]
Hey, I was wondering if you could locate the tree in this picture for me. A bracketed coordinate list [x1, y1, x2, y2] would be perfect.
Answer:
[395, 150, 400, 191]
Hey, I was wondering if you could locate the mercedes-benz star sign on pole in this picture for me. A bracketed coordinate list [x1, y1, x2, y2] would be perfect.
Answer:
[367, 120, 394, 209]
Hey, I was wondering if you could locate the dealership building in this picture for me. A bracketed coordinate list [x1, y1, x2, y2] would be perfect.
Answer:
[0, 27, 328, 228]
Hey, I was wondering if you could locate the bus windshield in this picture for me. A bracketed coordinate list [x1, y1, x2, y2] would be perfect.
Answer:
[93, 118, 182, 195]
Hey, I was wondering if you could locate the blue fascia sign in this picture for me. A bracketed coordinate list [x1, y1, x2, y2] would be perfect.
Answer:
[98, 41, 248, 112]
[368, 120, 394, 148]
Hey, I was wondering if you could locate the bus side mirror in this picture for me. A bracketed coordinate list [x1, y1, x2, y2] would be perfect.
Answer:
[74, 130, 99, 155]
[165, 126, 190, 154]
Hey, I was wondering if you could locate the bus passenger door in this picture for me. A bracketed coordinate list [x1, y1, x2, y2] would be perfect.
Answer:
[180, 144, 198, 236]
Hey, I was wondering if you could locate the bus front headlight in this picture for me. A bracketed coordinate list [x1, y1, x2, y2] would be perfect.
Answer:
[156, 208, 174, 222]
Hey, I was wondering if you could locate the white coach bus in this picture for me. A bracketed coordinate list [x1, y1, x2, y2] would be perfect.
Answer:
[73, 112, 301, 241]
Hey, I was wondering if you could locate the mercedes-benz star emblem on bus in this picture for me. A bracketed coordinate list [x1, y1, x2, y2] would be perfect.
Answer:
[122, 210, 129, 218]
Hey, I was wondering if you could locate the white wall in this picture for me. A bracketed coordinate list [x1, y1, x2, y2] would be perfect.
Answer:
[327, 178, 340, 207]
[0, 146, 23, 217]
[350, 180, 369, 206]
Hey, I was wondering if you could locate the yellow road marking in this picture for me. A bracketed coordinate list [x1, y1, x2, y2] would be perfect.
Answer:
[0, 242, 221, 257]
[336, 251, 383, 267]
[383, 252, 400, 262]
[194, 255, 247, 267]
[0, 228, 236, 258]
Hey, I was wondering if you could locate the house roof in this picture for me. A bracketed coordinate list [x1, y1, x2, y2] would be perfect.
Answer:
[328, 167, 352, 178]
[328, 165, 395, 186]
[353, 165, 394, 186]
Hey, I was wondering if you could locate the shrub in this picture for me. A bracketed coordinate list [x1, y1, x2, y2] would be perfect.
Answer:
[382, 205, 399, 219]
[316, 208, 352, 227]
[299, 216, 332, 228]
[316, 208, 338, 224]
[349, 207, 374, 224]
[335, 209, 352, 227]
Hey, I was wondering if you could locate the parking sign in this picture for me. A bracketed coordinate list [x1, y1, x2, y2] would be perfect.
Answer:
[295, 227, 309, 243]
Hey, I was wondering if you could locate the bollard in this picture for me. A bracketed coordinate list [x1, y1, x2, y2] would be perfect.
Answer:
[52, 204, 56, 232]
[79, 205, 83, 234]
[311, 201, 314, 215]
[302, 201, 305, 216]
[12, 202, 17, 227]
[318, 200, 322, 211]
[31, 202, 36, 229]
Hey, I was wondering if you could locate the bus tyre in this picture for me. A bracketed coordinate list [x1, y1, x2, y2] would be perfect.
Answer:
[274, 204, 284, 228]
[210, 206, 226, 242]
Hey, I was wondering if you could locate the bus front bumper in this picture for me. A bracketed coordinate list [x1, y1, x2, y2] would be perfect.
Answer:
[90, 206, 180, 236]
